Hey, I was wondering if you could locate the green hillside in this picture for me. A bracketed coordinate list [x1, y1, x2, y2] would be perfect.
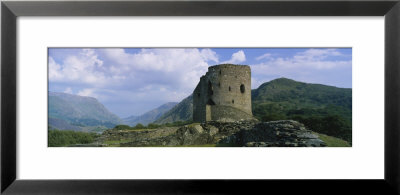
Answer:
[252, 78, 351, 112]
[154, 94, 193, 124]
[251, 78, 352, 142]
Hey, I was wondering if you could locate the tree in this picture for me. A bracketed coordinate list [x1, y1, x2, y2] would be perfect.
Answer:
[147, 123, 160, 129]
[261, 113, 286, 122]
[134, 123, 145, 129]
[114, 125, 131, 130]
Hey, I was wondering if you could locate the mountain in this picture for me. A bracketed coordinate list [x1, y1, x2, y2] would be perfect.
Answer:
[48, 92, 122, 131]
[48, 117, 82, 131]
[152, 78, 352, 142]
[123, 102, 178, 126]
[153, 94, 193, 124]
[251, 78, 352, 142]
[251, 78, 351, 121]
[252, 78, 351, 110]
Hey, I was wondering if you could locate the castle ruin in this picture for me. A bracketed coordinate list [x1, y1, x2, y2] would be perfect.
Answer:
[193, 64, 253, 122]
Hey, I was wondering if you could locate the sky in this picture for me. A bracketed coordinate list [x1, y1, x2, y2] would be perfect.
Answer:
[48, 48, 352, 118]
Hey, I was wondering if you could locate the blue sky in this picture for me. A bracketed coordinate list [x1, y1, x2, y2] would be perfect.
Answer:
[49, 48, 352, 118]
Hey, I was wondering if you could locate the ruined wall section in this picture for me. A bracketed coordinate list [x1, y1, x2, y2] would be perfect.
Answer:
[193, 76, 207, 122]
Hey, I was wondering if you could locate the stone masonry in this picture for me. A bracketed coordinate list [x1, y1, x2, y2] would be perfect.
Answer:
[193, 64, 253, 122]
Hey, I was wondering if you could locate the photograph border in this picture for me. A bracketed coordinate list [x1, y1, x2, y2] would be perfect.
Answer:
[2, 0, 400, 194]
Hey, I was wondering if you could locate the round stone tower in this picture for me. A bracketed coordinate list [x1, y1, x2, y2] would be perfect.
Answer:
[193, 64, 253, 122]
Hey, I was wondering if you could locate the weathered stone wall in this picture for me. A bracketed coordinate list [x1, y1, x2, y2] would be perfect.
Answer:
[99, 120, 327, 147]
[210, 105, 253, 122]
[193, 64, 252, 122]
[193, 76, 207, 122]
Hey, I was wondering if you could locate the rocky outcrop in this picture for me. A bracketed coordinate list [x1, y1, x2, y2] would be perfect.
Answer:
[235, 120, 326, 147]
[99, 120, 326, 147]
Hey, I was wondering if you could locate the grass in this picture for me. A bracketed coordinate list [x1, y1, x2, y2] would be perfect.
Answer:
[187, 123, 201, 127]
[216, 142, 241, 147]
[124, 128, 154, 132]
[117, 123, 199, 133]
[135, 144, 216, 147]
[315, 133, 351, 147]
[137, 142, 239, 147]
[48, 129, 100, 147]
[104, 139, 131, 146]
[174, 144, 216, 147]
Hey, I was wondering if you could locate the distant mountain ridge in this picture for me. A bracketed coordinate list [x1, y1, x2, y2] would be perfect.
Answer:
[123, 102, 178, 126]
[154, 94, 193, 124]
[48, 91, 122, 131]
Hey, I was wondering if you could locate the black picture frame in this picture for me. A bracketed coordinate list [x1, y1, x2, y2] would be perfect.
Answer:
[2, 0, 400, 194]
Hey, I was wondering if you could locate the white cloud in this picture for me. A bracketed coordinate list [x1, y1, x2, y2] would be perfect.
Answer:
[48, 57, 63, 80]
[250, 48, 351, 88]
[99, 48, 213, 91]
[253, 49, 350, 72]
[200, 49, 219, 63]
[222, 50, 246, 64]
[63, 87, 73, 94]
[49, 48, 220, 115]
[256, 53, 272, 61]
[48, 49, 109, 86]
[77, 88, 97, 97]
[49, 48, 216, 91]
[297, 48, 342, 59]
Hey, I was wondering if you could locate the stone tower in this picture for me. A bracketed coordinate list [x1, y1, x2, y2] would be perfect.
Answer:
[193, 64, 253, 123]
